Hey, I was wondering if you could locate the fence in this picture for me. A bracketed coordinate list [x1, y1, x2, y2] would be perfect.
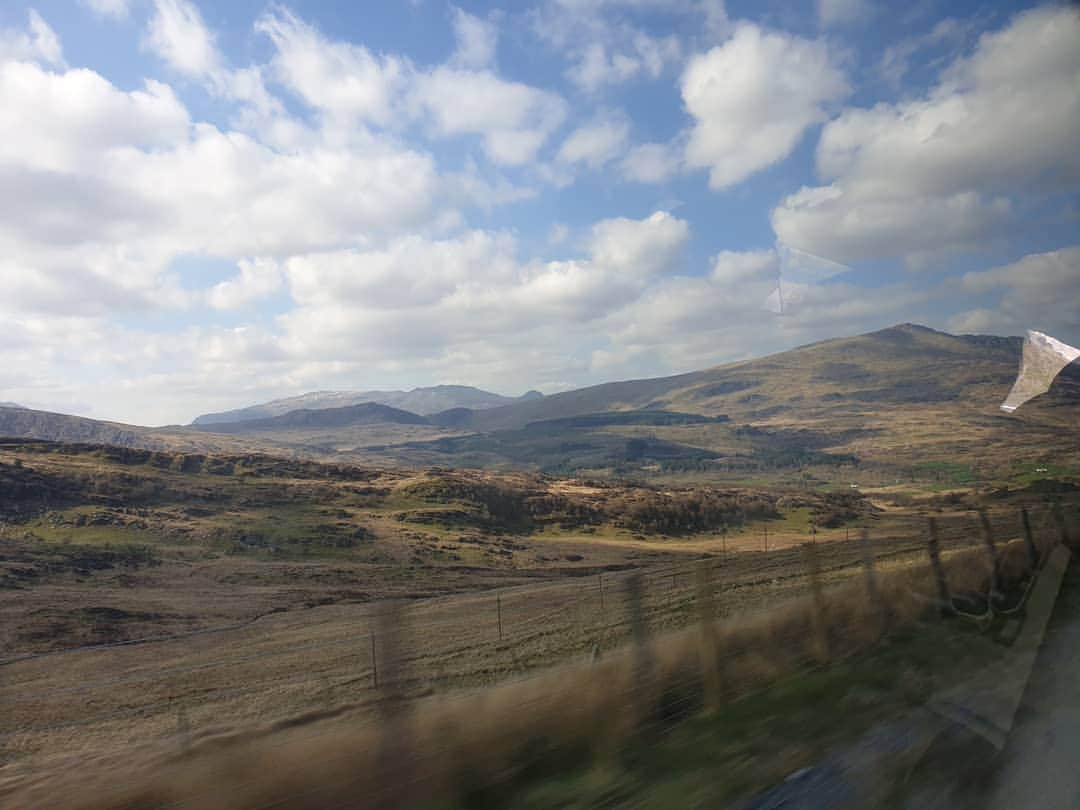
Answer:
[0, 501, 1076, 808]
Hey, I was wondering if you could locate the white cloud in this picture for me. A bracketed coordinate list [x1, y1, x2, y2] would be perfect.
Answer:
[817, 0, 872, 28]
[536, 0, 686, 92]
[588, 210, 689, 275]
[0, 9, 63, 66]
[0, 61, 190, 174]
[682, 24, 849, 189]
[208, 258, 284, 310]
[451, 7, 498, 69]
[556, 114, 630, 168]
[565, 33, 680, 91]
[257, 7, 409, 128]
[255, 7, 565, 166]
[274, 211, 690, 380]
[952, 247, 1080, 335]
[710, 249, 777, 284]
[772, 5, 1080, 265]
[414, 66, 567, 166]
[145, 0, 221, 78]
[82, 0, 132, 18]
[620, 141, 682, 183]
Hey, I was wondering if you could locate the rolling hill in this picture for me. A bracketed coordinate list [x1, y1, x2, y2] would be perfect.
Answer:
[192, 385, 542, 425]
[436, 324, 1031, 431]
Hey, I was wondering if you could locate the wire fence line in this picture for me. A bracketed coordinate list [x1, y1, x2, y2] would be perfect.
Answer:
[0, 502, 1075, 805]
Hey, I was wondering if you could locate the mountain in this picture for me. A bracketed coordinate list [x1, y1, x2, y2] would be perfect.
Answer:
[431, 324, 1034, 431]
[0, 405, 159, 449]
[192, 385, 541, 425]
[399, 323, 1077, 475]
[0, 402, 24, 409]
[2, 325, 1076, 480]
[195, 402, 430, 433]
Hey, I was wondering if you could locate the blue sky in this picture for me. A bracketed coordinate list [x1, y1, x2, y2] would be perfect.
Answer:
[0, 0, 1077, 424]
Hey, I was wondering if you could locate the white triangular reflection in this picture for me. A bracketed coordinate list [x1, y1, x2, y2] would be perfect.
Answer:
[1000, 330, 1080, 413]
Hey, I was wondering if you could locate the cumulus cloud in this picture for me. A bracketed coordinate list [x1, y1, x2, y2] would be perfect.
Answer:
[145, 0, 221, 77]
[256, 7, 409, 128]
[0, 61, 190, 174]
[0, 9, 63, 66]
[207, 259, 284, 310]
[0, 7, 443, 339]
[566, 33, 681, 91]
[556, 113, 630, 168]
[272, 211, 691, 383]
[710, 249, 777, 284]
[451, 7, 498, 68]
[773, 5, 1080, 265]
[682, 24, 849, 189]
[620, 141, 682, 183]
[535, 0, 686, 92]
[413, 66, 567, 166]
[255, 7, 566, 166]
[950, 247, 1080, 335]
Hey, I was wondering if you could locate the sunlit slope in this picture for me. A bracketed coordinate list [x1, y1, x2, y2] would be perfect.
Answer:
[447, 324, 1077, 472]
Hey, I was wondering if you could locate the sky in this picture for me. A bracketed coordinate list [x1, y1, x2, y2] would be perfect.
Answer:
[0, 0, 1078, 425]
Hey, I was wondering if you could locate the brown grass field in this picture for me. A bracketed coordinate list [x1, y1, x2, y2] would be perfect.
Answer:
[2, 494, 1076, 806]
[1, 436, 1078, 807]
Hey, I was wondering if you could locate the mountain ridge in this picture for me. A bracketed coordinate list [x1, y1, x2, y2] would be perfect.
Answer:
[192, 385, 542, 425]
[2, 324, 1076, 478]
[194, 402, 430, 433]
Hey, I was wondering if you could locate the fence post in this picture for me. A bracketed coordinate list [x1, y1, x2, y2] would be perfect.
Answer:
[370, 633, 378, 690]
[374, 600, 411, 808]
[598, 574, 604, 612]
[496, 593, 503, 642]
[859, 529, 887, 636]
[977, 509, 1001, 598]
[1021, 508, 1039, 571]
[695, 561, 722, 711]
[374, 601, 407, 709]
[926, 518, 954, 617]
[625, 573, 654, 729]
[801, 542, 831, 666]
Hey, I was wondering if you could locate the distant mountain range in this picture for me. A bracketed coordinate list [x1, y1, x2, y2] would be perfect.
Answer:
[0, 402, 24, 409]
[192, 385, 543, 425]
[2, 325, 1077, 477]
[199, 402, 430, 433]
